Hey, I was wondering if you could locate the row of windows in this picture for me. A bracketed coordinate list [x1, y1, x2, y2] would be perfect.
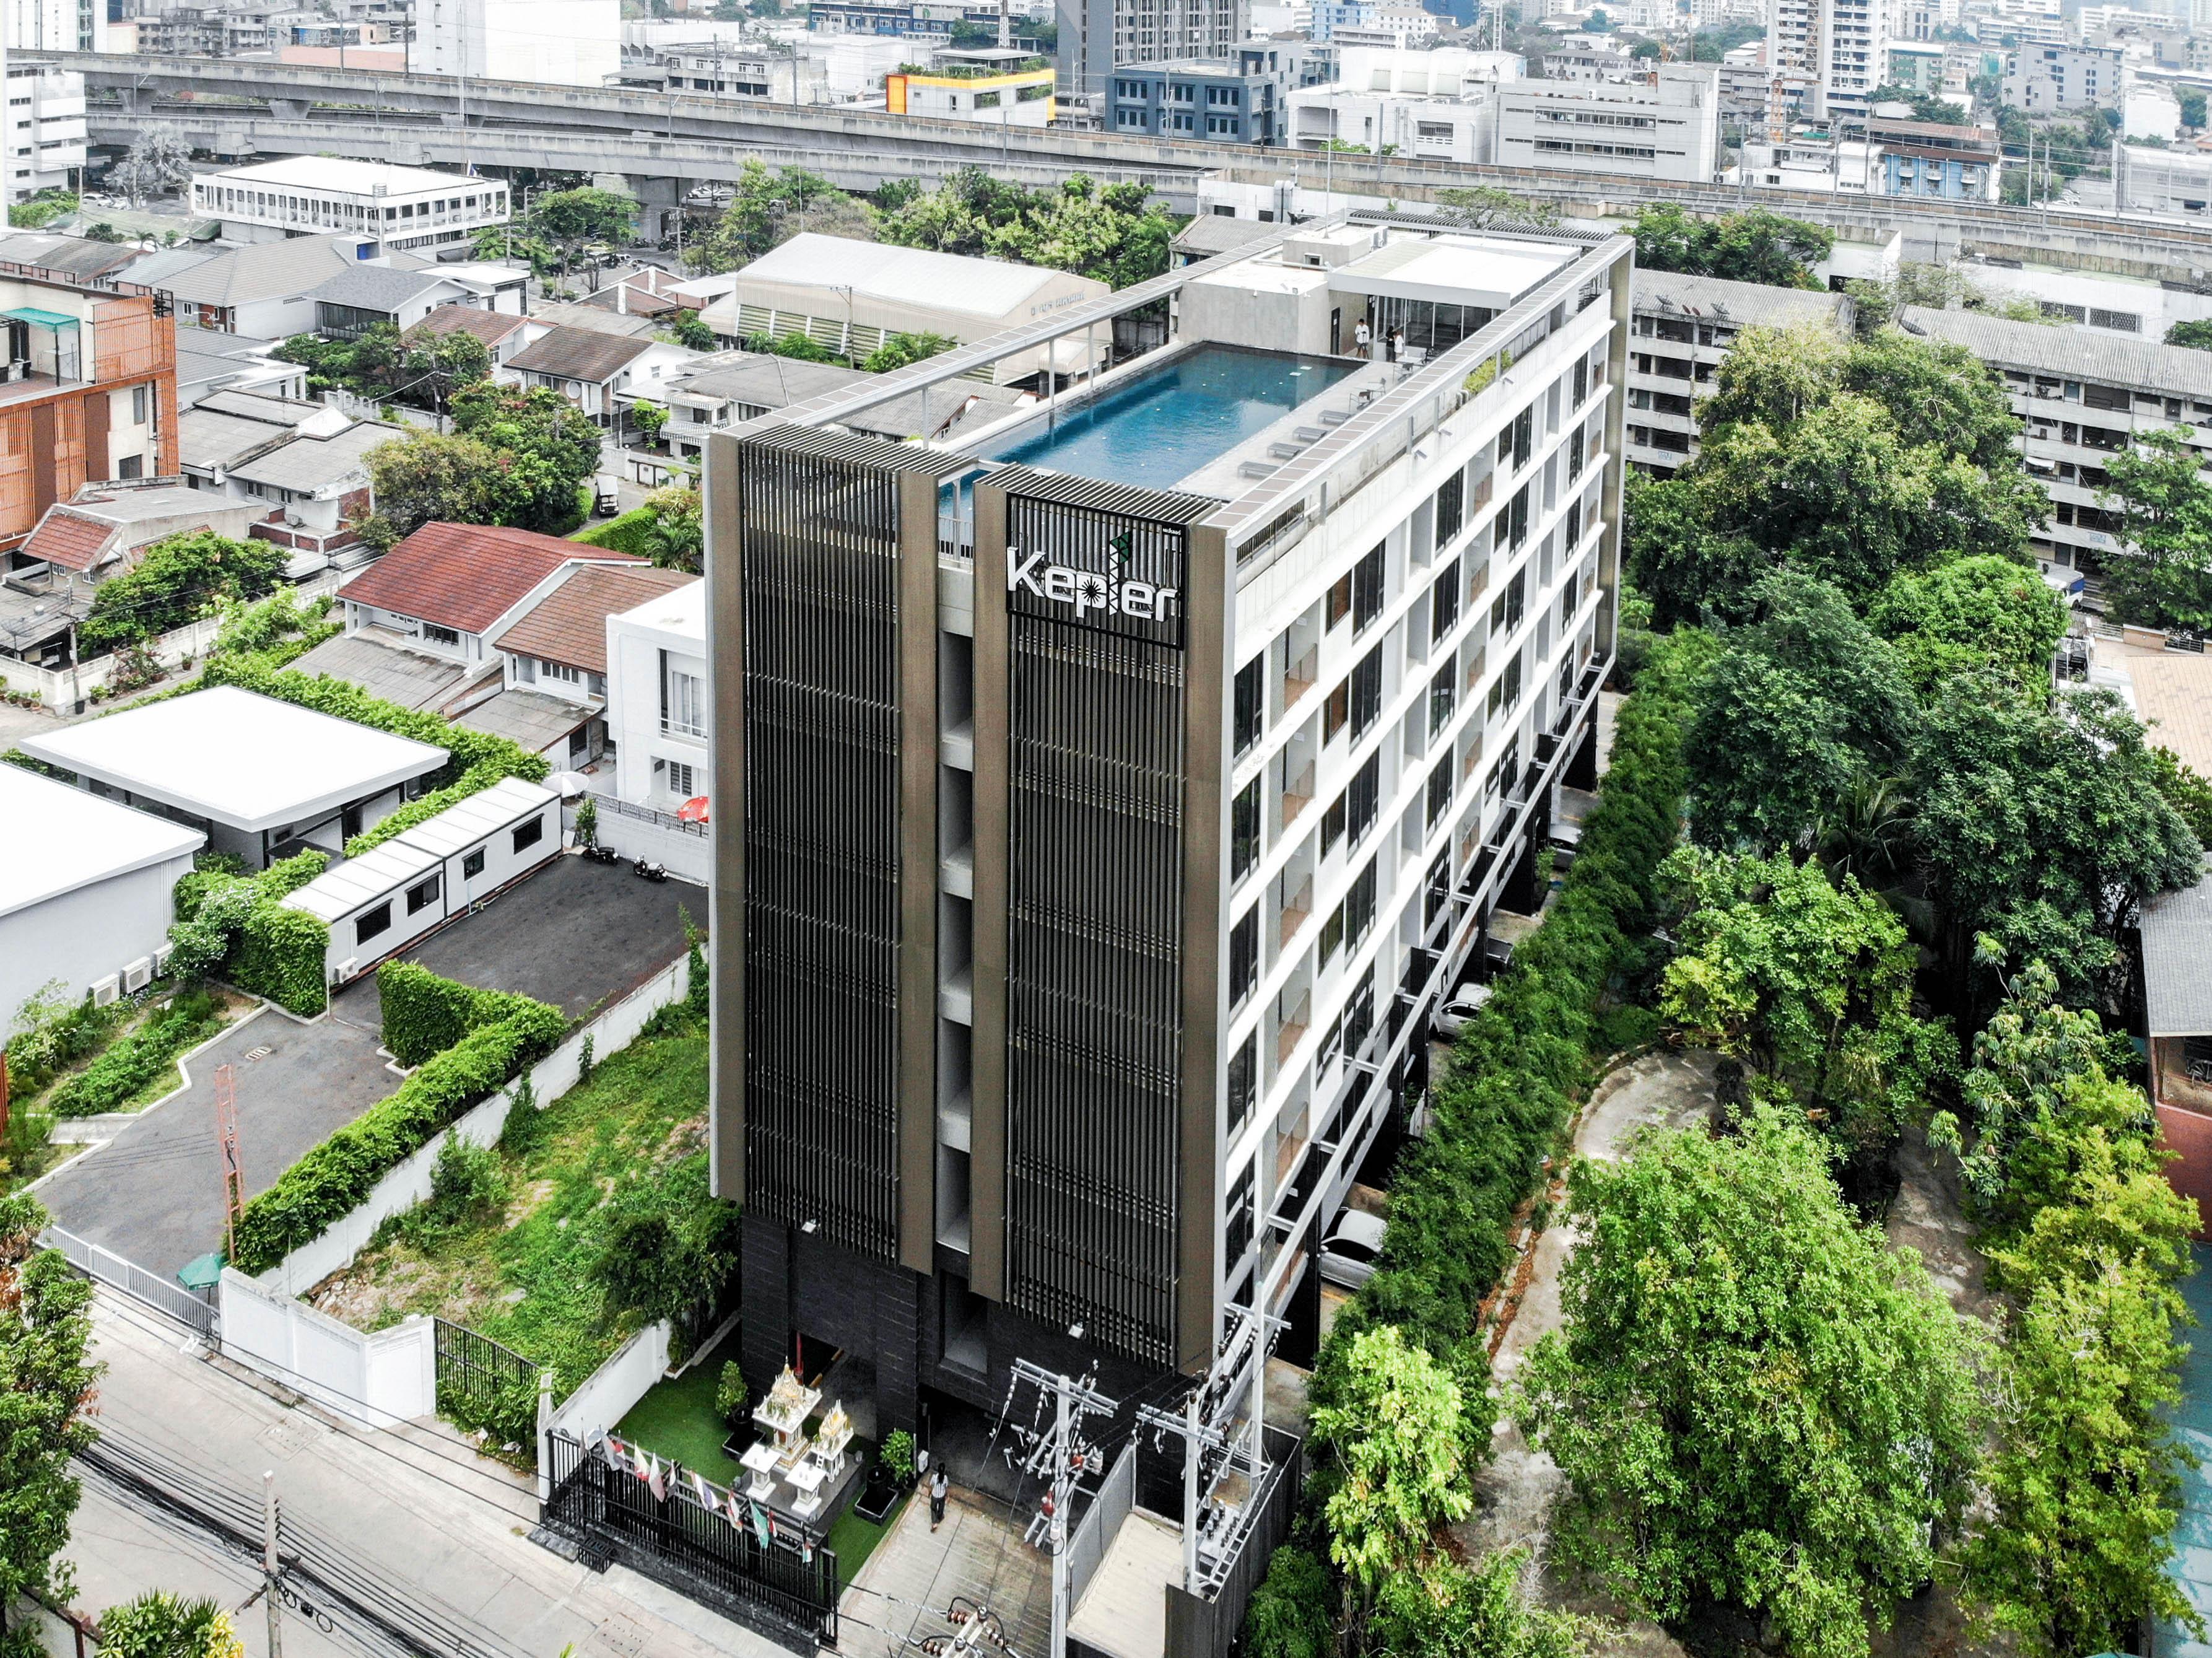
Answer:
[351, 819, 542, 945]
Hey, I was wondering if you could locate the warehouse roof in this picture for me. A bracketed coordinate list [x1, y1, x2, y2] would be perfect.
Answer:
[1633, 269, 1855, 330]
[2143, 861, 2212, 1037]
[0, 764, 204, 922]
[1901, 306, 2212, 399]
[14, 687, 448, 835]
[738, 232, 1103, 321]
[207, 156, 484, 199]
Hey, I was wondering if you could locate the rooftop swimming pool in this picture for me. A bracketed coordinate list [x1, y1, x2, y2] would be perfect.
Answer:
[978, 343, 1358, 493]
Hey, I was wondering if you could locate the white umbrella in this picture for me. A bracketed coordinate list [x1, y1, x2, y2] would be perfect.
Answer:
[546, 771, 591, 799]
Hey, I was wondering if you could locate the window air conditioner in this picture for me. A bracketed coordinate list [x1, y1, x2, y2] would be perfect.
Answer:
[121, 957, 153, 993]
[90, 974, 120, 1006]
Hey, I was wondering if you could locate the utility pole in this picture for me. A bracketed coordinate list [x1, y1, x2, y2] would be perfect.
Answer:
[262, 1470, 283, 1658]
[1008, 1360, 1117, 1658]
[1134, 1303, 1280, 1600]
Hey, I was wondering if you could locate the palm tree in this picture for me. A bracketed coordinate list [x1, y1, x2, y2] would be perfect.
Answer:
[97, 1590, 243, 1658]
[1811, 773, 1917, 888]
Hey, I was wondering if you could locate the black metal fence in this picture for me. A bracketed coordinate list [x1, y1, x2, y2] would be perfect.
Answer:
[433, 1319, 539, 1443]
[541, 1429, 840, 1654]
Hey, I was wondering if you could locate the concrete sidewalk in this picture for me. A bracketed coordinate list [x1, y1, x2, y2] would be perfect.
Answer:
[74, 1289, 794, 1658]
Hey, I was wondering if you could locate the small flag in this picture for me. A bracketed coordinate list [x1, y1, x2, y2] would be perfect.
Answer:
[648, 1455, 669, 1503]
[749, 1499, 772, 1550]
[630, 1446, 651, 1483]
[689, 1468, 713, 1507]
[597, 1434, 623, 1474]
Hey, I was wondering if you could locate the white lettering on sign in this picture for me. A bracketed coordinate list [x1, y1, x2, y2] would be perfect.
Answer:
[1006, 543, 1180, 625]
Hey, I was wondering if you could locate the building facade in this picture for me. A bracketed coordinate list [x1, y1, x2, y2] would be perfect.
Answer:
[1867, 115, 2001, 199]
[1769, 0, 1888, 124]
[1057, 0, 1245, 104]
[2003, 41, 2125, 111]
[1494, 64, 1723, 183]
[189, 159, 511, 254]
[1901, 307, 2212, 589]
[1, 58, 84, 204]
[707, 214, 1627, 1447]
[1624, 270, 1855, 476]
[412, 0, 619, 84]
[2114, 139, 2212, 216]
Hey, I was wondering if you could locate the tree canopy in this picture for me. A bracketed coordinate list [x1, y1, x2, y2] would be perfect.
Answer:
[79, 532, 290, 656]
[1866, 554, 2071, 700]
[2096, 426, 2212, 629]
[362, 384, 601, 546]
[876, 167, 1182, 290]
[1515, 1109, 1987, 1658]
[1626, 203, 1833, 289]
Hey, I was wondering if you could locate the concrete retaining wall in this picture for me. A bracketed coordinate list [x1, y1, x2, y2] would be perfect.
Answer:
[220, 1268, 436, 1428]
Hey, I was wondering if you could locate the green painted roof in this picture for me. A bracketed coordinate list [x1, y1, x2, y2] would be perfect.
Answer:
[0, 306, 77, 329]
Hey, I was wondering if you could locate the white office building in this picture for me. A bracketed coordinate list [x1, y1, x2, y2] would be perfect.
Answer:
[1769, 0, 1889, 124]
[412, 0, 620, 87]
[2003, 41, 2125, 111]
[0, 56, 83, 204]
[188, 159, 512, 255]
[2114, 136, 2212, 215]
[1495, 64, 1723, 183]
[2, 0, 102, 52]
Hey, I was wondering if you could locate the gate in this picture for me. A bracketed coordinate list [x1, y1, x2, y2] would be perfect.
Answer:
[541, 1428, 840, 1654]
[41, 1227, 218, 1340]
[432, 1318, 539, 1442]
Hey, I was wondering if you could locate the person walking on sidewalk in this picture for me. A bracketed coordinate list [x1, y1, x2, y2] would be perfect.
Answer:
[929, 1467, 949, 1531]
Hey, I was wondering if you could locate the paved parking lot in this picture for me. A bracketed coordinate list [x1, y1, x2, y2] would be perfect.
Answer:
[34, 853, 695, 1281]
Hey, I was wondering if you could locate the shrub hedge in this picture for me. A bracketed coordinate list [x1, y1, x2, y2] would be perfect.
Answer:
[378, 960, 559, 1069]
[200, 657, 549, 790]
[1247, 632, 1712, 1656]
[48, 990, 225, 1118]
[230, 996, 567, 1272]
[343, 759, 520, 858]
[169, 854, 333, 1018]
[570, 507, 658, 556]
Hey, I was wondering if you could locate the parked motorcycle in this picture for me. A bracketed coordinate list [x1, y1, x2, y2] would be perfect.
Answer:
[582, 843, 619, 865]
[633, 857, 669, 883]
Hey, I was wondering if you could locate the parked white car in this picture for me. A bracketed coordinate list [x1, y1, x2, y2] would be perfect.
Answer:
[1318, 1209, 1388, 1289]
[1430, 984, 1494, 1042]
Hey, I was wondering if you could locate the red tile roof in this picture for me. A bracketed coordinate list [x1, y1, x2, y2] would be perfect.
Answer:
[497, 564, 695, 674]
[23, 508, 115, 574]
[407, 305, 530, 349]
[337, 523, 643, 635]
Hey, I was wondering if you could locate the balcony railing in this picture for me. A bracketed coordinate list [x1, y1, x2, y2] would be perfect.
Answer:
[1282, 760, 1315, 826]
[1278, 876, 1312, 951]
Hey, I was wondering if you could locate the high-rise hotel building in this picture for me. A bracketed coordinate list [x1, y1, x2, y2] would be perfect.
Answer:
[706, 214, 1629, 1427]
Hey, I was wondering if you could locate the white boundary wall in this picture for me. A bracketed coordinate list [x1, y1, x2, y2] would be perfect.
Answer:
[219, 1268, 436, 1428]
[543, 1319, 673, 1452]
[251, 950, 693, 1298]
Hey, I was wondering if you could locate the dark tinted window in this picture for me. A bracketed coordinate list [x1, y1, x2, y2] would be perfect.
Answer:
[1231, 779, 1261, 883]
[1230, 909, 1258, 1008]
[1432, 560, 1461, 642]
[513, 816, 544, 853]
[1232, 655, 1265, 756]
[1434, 469, 1465, 547]
[356, 902, 392, 944]
[1347, 753, 1380, 844]
[1228, 1034, 1257, 1134]
[1352, 544, 1385, 632]
[1350, 646, 1383, 736]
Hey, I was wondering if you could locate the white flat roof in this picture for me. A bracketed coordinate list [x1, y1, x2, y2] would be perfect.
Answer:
[740, 232, 1094, 323]
[0, 764, 205, 923]
[394, 775, 559, 858]
[282, 837, 444, 923]
[1331, 233, 1579, 309]
[16, 686, 449, 836]
[611, 576, 707, 646]
[201, 157, 489, 202]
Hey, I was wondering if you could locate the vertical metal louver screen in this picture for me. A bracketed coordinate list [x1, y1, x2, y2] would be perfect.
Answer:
[739, 437, 904, 1263]
[1002, 490, 1191, 1366]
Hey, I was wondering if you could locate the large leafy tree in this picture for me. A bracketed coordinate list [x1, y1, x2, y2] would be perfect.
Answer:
[1910, 681, 2201, 998]
[524, 186, 637, 276]
[877, 167, 1181, 290]
[449, 383, 603, 534]
[684, 162, 871, 274]
[2096, 427, 2212, 629]
[1866, 554, 2071, 700]
[1515, 1110, 1987, 1658]
[360, 431, 506, 548]
[1626, 203, 1832, 289]
[1658, 847, 1957, 1156]
[1684, 569, 1919, 850]
[0, 1193, 102, 1658]
[78, 531, 289, 655]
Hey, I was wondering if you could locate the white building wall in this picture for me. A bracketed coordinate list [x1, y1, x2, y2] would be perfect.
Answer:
[415, 0, 621, 86]
[1494, 68, 1721, 183]
[606, 609, 708, 808]
[0, 853, 196, 1023]
[1, 0, 104, 51]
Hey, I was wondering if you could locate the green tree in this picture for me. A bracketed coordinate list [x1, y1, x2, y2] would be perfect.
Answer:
[1433, 186, 1562, 230]
[360, 430, 505, 548]
[1910, 683, 2201, 998]
[639, 484, 702, 574]
[2097, 426, 2212, 629]
[1244, 1546, 1335, 1658]
[1658, 846, 1956, 1154]
[79, 531, 290, 655]
[668, 309, 717, 351]
[1627, 203, 1833, 289]
[684, 162, 869, 274]
[1683, 569, 1919, 850]
[96, 1590, 246, 1658]
[0, 1193, 102, 1653]
[1309, 1325, 1474, 1623]
[860, 330, 956, 373]
[525, 186, 637, 276]
[1514, 1110, 1987, 1658]
[1866, 554, 2070, 699]
[450, 383, 603, 534]
[2168, 318, 2212, 351]
[1371, 1550, 1587, 1658]
[2149, 744, 2212, 843]
[2180, 87, 2208, 129]
[629, 399, 669, 448]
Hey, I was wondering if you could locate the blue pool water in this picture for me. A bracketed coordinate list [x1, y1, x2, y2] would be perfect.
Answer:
[982, 344, 1357, 492]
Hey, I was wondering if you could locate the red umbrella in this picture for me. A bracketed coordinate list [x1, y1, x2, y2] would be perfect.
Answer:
[676, 796, 710, 824]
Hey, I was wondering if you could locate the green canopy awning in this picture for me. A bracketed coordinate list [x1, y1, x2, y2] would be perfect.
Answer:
[0, 307, 77, 329]
[176, 1251, 225, 1290]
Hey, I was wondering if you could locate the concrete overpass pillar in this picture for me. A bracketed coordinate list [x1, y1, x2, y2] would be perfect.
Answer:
[268, 97, 311, 120]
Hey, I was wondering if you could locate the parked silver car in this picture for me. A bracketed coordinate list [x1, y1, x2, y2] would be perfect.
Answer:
[1318, 1209, 1388, 1290]
[1430, 983, 1494, 1042]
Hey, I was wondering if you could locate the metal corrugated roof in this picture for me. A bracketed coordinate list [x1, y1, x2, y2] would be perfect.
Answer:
[282, 836, 443, 923]
[2143, 862, 2212, 1037]
[1634, 269, 1854, 329]
[739, 232, 1102, 322]
[1901, 306, 2212, 399]
[394, 776, 559, 857]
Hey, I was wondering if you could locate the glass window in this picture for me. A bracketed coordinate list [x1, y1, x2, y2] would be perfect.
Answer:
[1348, 753, 1380, 844]
[663, 661, 707, 736]
[1228, 1035, 1257, 1135]
[1432, 559, 1461, 643]
[355, 902, 392, 944]
[1346, 857, 1377, 945]
[461, 848, 486, 879]
[1327, 570, 1352, 628]
[1233, 656, 1265, 756]
[1231, 778, 1261, 883]
[406, 875, 440, 915]
[1434, 469, 1465, 546]
[1350, 646, 1383, 736]
[1426, 758, 1452, 827]
[1230, 910, 1259, 1008]
[1352, 544, 1385, 632]
[513, 816, 545, 854]
[1325, 679, 1349, 742]
[1322, 790, 1346, 856]
[1429, 664, 1456, 736]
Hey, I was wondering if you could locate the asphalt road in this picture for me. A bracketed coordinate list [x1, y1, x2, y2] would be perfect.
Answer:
[33, 854, 694, 1280]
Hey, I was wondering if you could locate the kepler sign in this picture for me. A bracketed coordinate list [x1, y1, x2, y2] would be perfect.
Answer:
[1006, 544, 1180, 624]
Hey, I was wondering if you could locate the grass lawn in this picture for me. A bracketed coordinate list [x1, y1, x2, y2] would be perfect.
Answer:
[827, 1490, 905, 1588]
[617, 1348, 742, 1483]
[305, 1014, 708, 1392]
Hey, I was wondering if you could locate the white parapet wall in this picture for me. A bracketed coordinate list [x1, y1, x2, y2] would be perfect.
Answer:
[252, 949, 694, 1299]
[543, 1318, 673, 1454]
[219, 1268, 436, 1429]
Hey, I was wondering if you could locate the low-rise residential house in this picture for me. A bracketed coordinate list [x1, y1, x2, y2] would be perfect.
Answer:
[499, 325, 699, 428]
[0, 264, 177, 556]
[1626, 272, 1857, 474]
[0, 232, 148, 285]
[406, 303, 545, 369]
[466, 561, 697, 767]
[178, 391, 402, 574]
[1900, 306, 2212, 590]
[1865, 115, 2001, 201]
[175, 326, 308, 407]
[335, 520, 646, 668]
[163, 236, 401, 338]
[310, 264, 479, 342]
[605, 573, 708, 811]
[573, 267, 700, 321]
